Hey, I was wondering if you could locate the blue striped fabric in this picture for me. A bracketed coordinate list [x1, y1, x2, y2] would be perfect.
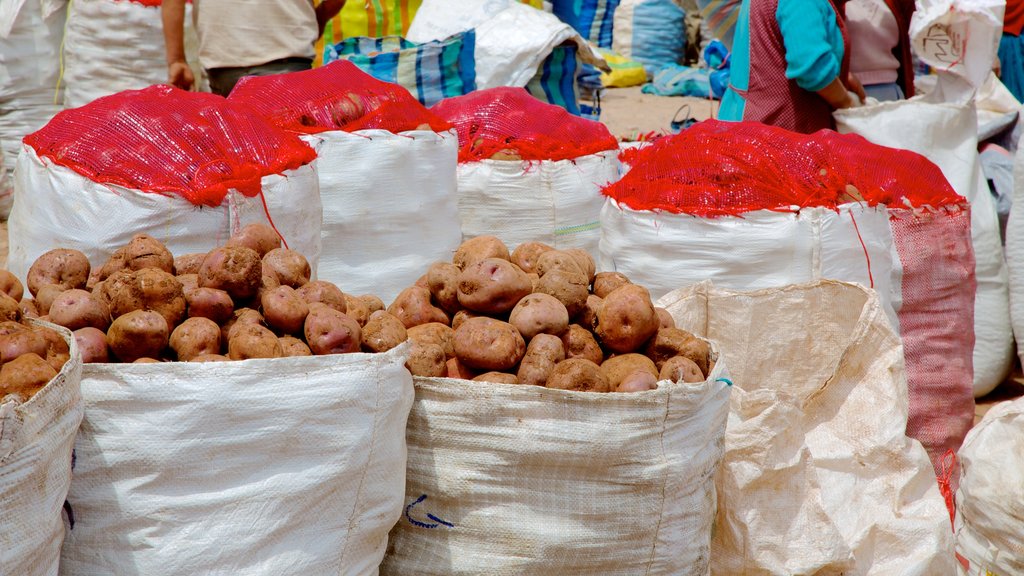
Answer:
[526, 44, 583, 116]
[552, 0, 621, 48]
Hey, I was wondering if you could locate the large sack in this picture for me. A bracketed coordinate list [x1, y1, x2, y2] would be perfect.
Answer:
[381, 355, 732, 575]
[954, 397, 1024, 575]
[0, 0, 65, 218]
[659, 280, 958, 575]
[612, 0, 687, 73]
[551, 0, 620, 48]
[1004, 131, 1024, 385]
[59, 344, 414, 575]
[0, 321, 83, 576]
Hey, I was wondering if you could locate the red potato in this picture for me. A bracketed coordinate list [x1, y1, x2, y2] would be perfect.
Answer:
[123, 234, 174, 273]
[279, 336, 313, 357]
[426, 262, 461, 314]
[359, 295, 385, 314]
[508, 293, 569, 340]
[227, 223, 282, 257]
[362, 311, 408, 353]
[177, 274, 200, 297]
[304, 306, 361, 355]
[446, 356, 478, 380]
[199, 246, 263, 301]
[343, 294, 371, 327]
[0, 270, 24, 302]
[576, 294, 602, 330]
[190, 354, 229, 362]
[187, 287, 234, 324]
[535, 250, 584, 278]
[453, 235, 510, 270]
[35, 326, 70, 373]
[48, 289, 110, 331]
[261, 285, 310, 335]
[0, 293, 20, 323]
[593, 272, 631, 299]
[221, 308, 265, 349]
[295, 281, 346, 313]
[0, 329, 48, 364]
[97, 248, 127, 281]
[614, 371, 658, 393]
[105, 269, 186, 329]
[644, 329, 711, 375]
[510, 242, 554, 274]
[27, 248, 90, 296]
[0, 321, 25, 336]
[262, 248, 311, 288]
[407, 323, 455, 359]
[170, 317, 222, 361]
[473, 372, 519, 384]
[19, 300, 40, 320]
[451, 309, 481, 331]
[173, 253, 207, 276]
[87, 269, 101, 291]
[600, 354, 658, 389]
[133, 358, 161, 364]
[107, 310, 169, 363]
[74, 327, 110, 363]
[453, 317, 526, 371]
[545, 358, 610, 393]
[660, 356, 705, 383]
[655, 307, 675, 329]
[517, 333, 565, 386]
[388, 286, 449, 329]
[561, 324, 604, 365]
[228, 324, 283, 360]
[456, 258, 532, 314]
[406, 342, 447, 377]
[534, 268, 589, 319]
[594, 284, 659, 353]
[35, 284, 66, 316]
[0, 353, 57, 402]
[414, 274, 429, 289]
[563, 248, 596, 285]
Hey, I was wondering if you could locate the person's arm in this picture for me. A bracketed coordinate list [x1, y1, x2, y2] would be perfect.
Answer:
[162, 0, 194, 90]
[776, 0, 854, 108]
[817, 76, 855, 109]
[315, 0, 347, 37]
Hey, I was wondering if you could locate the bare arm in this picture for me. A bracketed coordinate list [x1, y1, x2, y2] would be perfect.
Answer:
[316, 0, 347, 37]
[817, 76, 855, 110]
[162, 0, 194, 90]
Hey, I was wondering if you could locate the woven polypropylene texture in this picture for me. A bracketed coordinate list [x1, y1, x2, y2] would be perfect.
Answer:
[23, 85, 316, 207]
[603, 120, 963, 215]
[430, 87, 618, 162]
[228, 60, 451, 135]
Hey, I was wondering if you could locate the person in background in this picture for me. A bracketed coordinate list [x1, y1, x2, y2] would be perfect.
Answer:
[845, 0, 915, 101]
[718, 0, 864, 134]
[162, 0, 347, 97]
[998, 0, 1024, 102]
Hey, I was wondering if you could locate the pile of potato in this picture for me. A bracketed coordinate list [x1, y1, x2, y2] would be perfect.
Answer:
[396, 236, 712, 392]
[0, 271, 70, 403]
[14, 224, 403, 366]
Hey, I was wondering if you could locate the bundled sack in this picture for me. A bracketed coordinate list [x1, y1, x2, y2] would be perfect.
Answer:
[0, 320, 83, 576]
[955, 397, 1024, 575]
[316, 0, 424, 66]
[613, 0, 686, 73]
[7, 85, 322, 282]
[0, 0, 65, 218]
[551, 0, 619, 48]
[432, 87, 620, 255]
[836, 0, 1012, 398]
[660, 280, 958, 575]
[228, 61, 460, 305]
[524, 41, 585, 115]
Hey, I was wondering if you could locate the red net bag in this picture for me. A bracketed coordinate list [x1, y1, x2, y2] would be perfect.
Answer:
[429, 87, 619, 162]
[227, 60, 451, 135]
[24, 85, 316, 207]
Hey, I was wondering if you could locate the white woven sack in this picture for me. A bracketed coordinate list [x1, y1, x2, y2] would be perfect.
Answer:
[1003, 131, 1024, 388]
[954, 397, 1024, 575]
[7, 146, 323, 283]
[59, 343, 414, 576]
[599, 199, 903, 331]
[308, 129, 460, 306]
[658, 280, 958, 575]
[456, 150, 619, 257]
[0, 321, 83, 576]
[381, 356, 732, 575]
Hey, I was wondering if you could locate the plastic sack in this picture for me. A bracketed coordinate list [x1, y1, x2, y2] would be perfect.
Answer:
[381, 355, 731, 575]
[59, 344, 414, 576]
[659, 280, 958, 575]
[613, 0, 685, 72]
[524, 42, 583, 115]
[1002, 130, 1024, 381]
[552, 0, 620, 48]
[596, 48, 647, 87]
[0, 321, 83, 576]
[641, 64, 713, 98]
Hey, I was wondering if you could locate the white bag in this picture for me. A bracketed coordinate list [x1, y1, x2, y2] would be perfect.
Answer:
[599, 199, 904, 331]
[954, 397, 1024, 575]
[1003, 131, 1024, 384]
[612, 0, 687, 72]
[456, 150, 619, 257]
[308, 129, 461, 305]
[7, 147, 323, 283]
[0, 321, 83, 576]
[59, 344, 414, 576]
[659, 280, 958, 575]
[381, 363, 732, 575]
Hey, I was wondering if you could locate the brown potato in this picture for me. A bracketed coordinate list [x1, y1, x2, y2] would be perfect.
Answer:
[107, 310, 170, 363]
[453, 317, 526, 371]
[407, 322, 455, 359]
[594, 284, 659, 353]
[644, 328, 711, 375]
[0, 321, 25, 336]
[304, 306, 361, 355]
[35, 326, 70, 372]
[86, 268, 101, 291]
[510, 242, 554, 274]
[614, 371, 658, 393]
[295, 281, 347, 313]
[170, 317, 222, 361]
[279, 335, 313, 357]
[27, 248, 90, 296]
[359, 295, 385, 314]
[535, 250, 584, 278]
[453, 235, 510, 270]
[660, 356, 705, 383]
[133, 358, 161, 364]
[97, 248, 127, 282]
[199, 246, 262, 301]
[228, 323, 283, 360]
[517, 333, 565, 386]
[177, 274, 200, 297]
[451, 309, 480, 331]
[221, 308, 264, 346]
[0, 293, 20, 323]
[262, 248, 311, 288]
[426, 262, 461, 314]
[187, 287, 234, 324]
[0, 270, 24, 302]
[35, 284, 66, 316]
[48, 289, 110, 331]
[576, 294, 602, 330]
[508, 293, 569, 340]
[655, 307, 675, 329]
[124, 234, 174, 273]
[561, 324, 604, 365]
[19, 300, 40, 320]
[446, 356, 478, 379]
[261, 285, 310, 335]
[190, 354, 229, 362]
[593, 272, 631, 299]
[563, 248, 596, 285]
[545, 358, 610, 393]
[0, 329, 48, 364]
[343, 294, 371, 327]
[388, 286, 449, 329]
[173, 253, 207, 276]
[473, 372, 519, 384]
[105, 269, 186, 329]
[600, 354, 658, 389]
[457, 258, 533, 314]
[406, 342, 447, 377]
[227, 223, 283, 257]
[74, 327, 110, 363]
[362, 310, 408, 353]
[0, 353, 57, 401]
[413, 274, 429, 289]
[534, 268, 589, 318]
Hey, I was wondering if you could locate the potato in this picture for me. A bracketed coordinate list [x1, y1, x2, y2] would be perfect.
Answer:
[0, 270, 24, 302]
[35, 325, 70, 369]
[457, 258, 533, 314]
[86, 268, 101, 291]
[414, 274, 429, 289]
[0, 321, 25, 336]
[170, 317, 222, 361]
[528, 273, 541, 292]
[561, 324, 604, 365]
[517, 333, 565, 386]
[508, 293, 569, 340]
[107, 310, 170, 363]
[388, 286, 449, 329]
[535, 250, 584, 278]
[0, 353, 56, 401]
[510, 241, 554, 274]
[545, 358, 610, 393]
[106, 269, 186, 329]
[199, 246, 262, 301]
[343, 294, 371, 326]
[262, 248, 311, 288]
[295, 281, 347, 313]
[0, 293, 20, 323]
[228, 323, 283, 360]
[19, 300, 40, 320]
[227, 223, 282, 257]
[35, 284, 66, 316]
[407, 322, 454, 359]
[133, 358, 161, 364]
[453, 317, 526, 371]
[177, 274, 200, 297]
[362, 310, 408, 353]
[359, 295, 385, 314]
[614, 371, 658, 393]
[261, 285, 309, 335]
[187, 287, 234, 324]
[173, 253, 207, 276]
[576, 294, 602, 330]
[534, 268, 589, 318]
[594, 284, 659, 353]
[593, 272, 631, 299]
[124, 234, 174, 273]
[600, 354, 658, 389]
[97, 248, 127, 281]
[304, 306, 361, 355]
[451, 309, 480, 331]
[279, 335, 313, 357]
[453, 235, 510, 270]
[644, 328, 711, 375]
[473, 372, 519, 384]
[48, 289, 110, 331]
[655, 307, 675, 329]
[446, 357, 478, 379]
[426, 262, 461, 314]
[660, 356, 705, 383]
[74, 327, 110, 364]
[190, 354, 229, 362]
[27, 248, 90, 296]
[0, 329, 48, 363]
[563, 248, 596, 285]
[406, 342, 447, 377]
[220, 309, 264, 350]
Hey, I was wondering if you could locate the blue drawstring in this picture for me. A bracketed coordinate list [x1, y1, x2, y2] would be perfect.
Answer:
[716, 377, 733, 387]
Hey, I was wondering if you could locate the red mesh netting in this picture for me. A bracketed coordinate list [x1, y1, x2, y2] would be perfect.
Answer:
[604, 120, 965, 215]
[227, 60, 451, 135]
[24, 85, 316, 207]
[430, 87, 619, 162]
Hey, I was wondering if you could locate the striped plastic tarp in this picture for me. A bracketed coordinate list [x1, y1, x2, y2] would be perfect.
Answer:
[526, 43, 583, 116]
[552, 0, 621, 48]
[697, 0, 740, 50]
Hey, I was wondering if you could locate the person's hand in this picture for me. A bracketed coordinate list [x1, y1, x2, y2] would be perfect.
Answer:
[845, 72, 867, 104]
[168, 60, 195, 91]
